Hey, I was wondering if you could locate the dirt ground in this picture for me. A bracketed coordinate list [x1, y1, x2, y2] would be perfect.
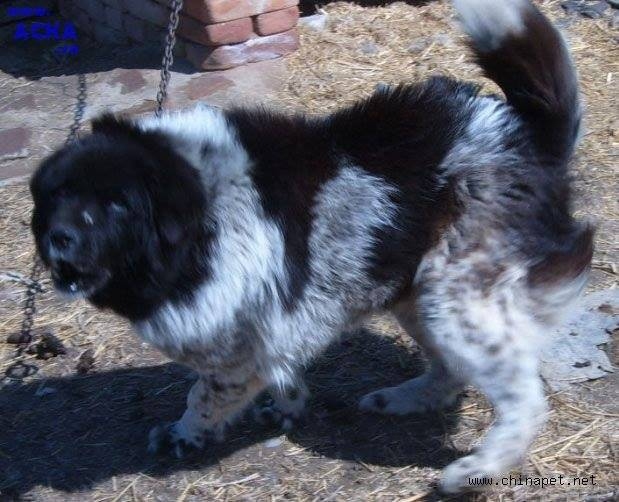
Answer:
[0, 1, 617, 501]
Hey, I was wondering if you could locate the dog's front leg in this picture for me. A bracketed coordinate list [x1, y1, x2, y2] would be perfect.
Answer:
[149, 372, 266, 458]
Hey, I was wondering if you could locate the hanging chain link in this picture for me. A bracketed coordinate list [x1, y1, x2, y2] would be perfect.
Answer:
[66, 73, 87, 145]
[16, 2, 183, 358]
[156, 0, 184, 117]
[17, 74, 87, 349]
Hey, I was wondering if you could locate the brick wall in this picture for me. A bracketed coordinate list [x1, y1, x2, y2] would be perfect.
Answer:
[57, 0, 300, 70]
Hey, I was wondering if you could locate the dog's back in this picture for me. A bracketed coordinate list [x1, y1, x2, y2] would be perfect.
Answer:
[223, 0, 591, 328]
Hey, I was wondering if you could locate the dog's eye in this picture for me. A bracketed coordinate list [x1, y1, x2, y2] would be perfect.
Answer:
[53, 187, 70, 199]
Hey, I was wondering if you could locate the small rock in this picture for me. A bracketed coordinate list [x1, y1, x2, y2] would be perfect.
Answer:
[359, 40, 379, 55]
[407, 37, 431, 54]
[76, 348, 95, 374]
[6, 332, 31, 345]
[433, 33, 453, 46]
[25, 331, 66, 359]
[35, 386, 57, 397]
[298, 12, 328, 32]
[541, 288, 617, 391]
[264, 436, 284, 448]
[562, 0, 609, 18]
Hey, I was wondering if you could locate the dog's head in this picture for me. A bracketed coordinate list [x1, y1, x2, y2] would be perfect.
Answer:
[30, 115, 208, 315]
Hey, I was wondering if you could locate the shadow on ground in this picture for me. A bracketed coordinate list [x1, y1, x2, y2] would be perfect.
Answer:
[0, 328, 462, 497]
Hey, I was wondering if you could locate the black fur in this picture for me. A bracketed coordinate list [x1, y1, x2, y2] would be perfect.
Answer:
[228, 78, 480, 307]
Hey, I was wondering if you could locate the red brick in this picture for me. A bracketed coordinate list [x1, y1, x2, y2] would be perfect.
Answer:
[94, 22, 130, 44]
[155, 0, 298, 23]
[178, 15, 253, 46]
[82, 0, 106, 20]
[123, 14, 165, 43]
[253, 6, 298, 36]
[122, 0, 169, 27]
[186, 27, 299, 70]
[71, 8, 94, 34]
[101, 0, 123, 9]
[104, 5, 123, 30]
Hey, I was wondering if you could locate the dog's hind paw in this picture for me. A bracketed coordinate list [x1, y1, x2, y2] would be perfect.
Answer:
[359, 373, 460, 416]
[440, 454, 500, 494]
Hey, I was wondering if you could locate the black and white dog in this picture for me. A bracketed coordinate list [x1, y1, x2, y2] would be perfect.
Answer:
[31, 0, 592, 492]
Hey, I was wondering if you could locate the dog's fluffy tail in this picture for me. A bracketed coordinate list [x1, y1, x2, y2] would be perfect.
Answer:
[455, 0, 591, 319]
[454, 0, 581, 166]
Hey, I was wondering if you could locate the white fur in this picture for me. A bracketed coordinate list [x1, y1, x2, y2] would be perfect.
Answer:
[453, 0, 529, 51]
[82, 210, 94, 226]
[139, 104, 250, 180]
[440, 97, 522, 183]
[261, 164, 399, 388]
[136, 158, 399, 394]
[361, 228, 549, 492]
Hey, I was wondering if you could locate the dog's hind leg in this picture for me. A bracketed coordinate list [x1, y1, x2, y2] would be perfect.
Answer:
[359, 309, 463, 415]
[420, 240, 546, 492]
[364, 234, 548, 492]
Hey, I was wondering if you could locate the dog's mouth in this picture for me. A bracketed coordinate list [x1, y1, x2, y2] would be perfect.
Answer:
[50, 260, 110, 298]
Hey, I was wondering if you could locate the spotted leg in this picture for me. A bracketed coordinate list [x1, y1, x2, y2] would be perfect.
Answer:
[359, 306, 462, 415]
[361, 235, 548, 493]
[149, 371, 266, 457]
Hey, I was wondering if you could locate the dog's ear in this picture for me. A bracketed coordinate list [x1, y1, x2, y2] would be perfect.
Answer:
[143, 146, 208, 248]
[92, 113, 141, 137]
[93, 113, 208, 248]
[154, 175, 206, 247]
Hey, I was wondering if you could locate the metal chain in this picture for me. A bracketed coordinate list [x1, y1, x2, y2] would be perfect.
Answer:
[16, 74, 87, 350]
[15, 1, 182, 363]
[66, 73, 87, 145]
[155, 0, 184, 117]
[18, 260, 43, 345]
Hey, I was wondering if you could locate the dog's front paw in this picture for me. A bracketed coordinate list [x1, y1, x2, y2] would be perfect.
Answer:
[147, 421, 205, 458]
[253, 398, 306, 431]
[253, 402, 294, 431]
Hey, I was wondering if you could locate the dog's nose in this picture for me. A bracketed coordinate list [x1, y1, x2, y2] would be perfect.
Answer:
[49, 225, 78, 253]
